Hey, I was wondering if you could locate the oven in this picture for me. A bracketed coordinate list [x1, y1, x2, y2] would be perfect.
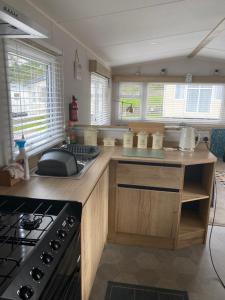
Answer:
[0, 195, 82, 300]
[40, 228, 81, 300]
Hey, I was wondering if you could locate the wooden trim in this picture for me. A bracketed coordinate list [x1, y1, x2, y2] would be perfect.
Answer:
[108, 232, 175, 249]
[188, 17, 225, 58]
[112, 74, 225, 84]
[89, 60, 111, 79]
[20, 39, 63, 56]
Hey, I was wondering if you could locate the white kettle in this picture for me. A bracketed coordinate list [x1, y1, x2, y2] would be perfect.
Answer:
[179, 127, 200, 152]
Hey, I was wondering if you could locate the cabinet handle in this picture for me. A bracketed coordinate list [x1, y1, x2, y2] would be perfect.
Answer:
[118, 161, 181, 168]
[118, 184, 179, 193]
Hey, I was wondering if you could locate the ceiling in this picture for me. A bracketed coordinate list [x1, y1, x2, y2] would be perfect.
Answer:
[30, 0, 225, 66]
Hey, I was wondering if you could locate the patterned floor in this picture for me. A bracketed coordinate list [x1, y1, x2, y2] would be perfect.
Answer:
[215, 171, 225, 186]
[209, 161, 225, 226]
[90, 227, 225, 300]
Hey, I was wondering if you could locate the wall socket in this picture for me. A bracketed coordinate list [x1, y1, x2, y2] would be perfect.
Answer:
[198, 131, 210, 142]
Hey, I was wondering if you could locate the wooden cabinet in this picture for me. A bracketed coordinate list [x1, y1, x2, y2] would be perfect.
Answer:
[116, 187, 179, 238]
[117, 162, 182, 189]
[81, 167, 109, 300]
[116, 188, 151, 236]
[149, 190, 179, 238]
[109, 160, 215, 250]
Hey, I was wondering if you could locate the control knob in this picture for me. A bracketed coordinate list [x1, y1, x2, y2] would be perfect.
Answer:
[41, 252, 53, 265]
[17, 286, 34, 300]
[67, 216, 76, 226]
[30, 267, 44, 281]
[49, 239, 61, 251]
[57, 229, 67, 239]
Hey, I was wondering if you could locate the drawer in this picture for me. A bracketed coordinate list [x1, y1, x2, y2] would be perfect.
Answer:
[116, 162, 183, 189]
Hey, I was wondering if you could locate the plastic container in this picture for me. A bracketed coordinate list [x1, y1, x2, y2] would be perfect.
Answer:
[15, 139, 30, 180]
[152, 132, 164, 150]
[84, 127, 98, 146]
[137, 131, 148, 149]
[123, 129, 133, 148]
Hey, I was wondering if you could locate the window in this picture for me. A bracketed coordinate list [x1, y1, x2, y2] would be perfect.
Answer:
[91, 73, 110, 125]
[175, 85, 185, 99]
[116, 82, 224, 124]
[186, 85, 212, 113]
[5, 40, 64, 156]
[118, 82, 142, 120]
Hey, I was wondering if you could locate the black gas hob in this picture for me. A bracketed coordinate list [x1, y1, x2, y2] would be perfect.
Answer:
[0, 195, 82, 300]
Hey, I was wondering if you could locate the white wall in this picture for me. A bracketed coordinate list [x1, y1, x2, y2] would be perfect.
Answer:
[0, 0, 109, 166]
[112, 56, 225, 76]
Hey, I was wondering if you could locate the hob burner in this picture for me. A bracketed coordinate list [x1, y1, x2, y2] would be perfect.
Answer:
[20, 216, 42, 231]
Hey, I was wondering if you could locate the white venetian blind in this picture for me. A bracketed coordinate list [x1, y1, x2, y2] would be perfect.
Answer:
[117, 81, 225, 124]
[5, 39, 64, 156]
[91, 73, 110, 125]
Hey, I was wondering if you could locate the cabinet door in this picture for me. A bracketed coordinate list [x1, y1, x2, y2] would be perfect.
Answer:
[116, 187, 152, 236]
[81, 167, 108, 300]
[149, 190, 179, 238]
[116, 187, 179, 239]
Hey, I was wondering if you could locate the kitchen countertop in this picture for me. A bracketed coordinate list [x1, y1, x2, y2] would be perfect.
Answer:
[0, 147, 217, 206]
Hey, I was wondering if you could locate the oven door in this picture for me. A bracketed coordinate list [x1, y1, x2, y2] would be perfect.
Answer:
[40, 230, 81, 300]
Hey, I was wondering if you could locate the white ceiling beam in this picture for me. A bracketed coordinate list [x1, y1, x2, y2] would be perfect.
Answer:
[188, 17, 225, 58]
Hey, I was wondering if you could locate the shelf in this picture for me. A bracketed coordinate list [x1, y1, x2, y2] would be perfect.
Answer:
[182, 182, 209, 202]
[179, 209, 205, 240]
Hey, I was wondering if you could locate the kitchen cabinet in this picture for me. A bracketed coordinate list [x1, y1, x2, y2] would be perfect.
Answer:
[116, 187, 179, 238]
[81, 167, 109, 300]
[116, 162, 182, 189]
[109, 160, 215, 250]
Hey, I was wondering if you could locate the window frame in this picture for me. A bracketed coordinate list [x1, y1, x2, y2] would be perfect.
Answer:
[91, 72, 110, 125]
[114, 81, 225, 125]
[185, 85, 212, 114]
[5, 40, 64, 157]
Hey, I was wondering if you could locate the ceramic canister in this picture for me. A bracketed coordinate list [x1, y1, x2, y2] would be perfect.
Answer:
[84, 127, 98, 146]
[123, 130, 133, 148]
[103, 137, 115, 147]
[137, 131, 148, 149]
[152, 132, 164, 150]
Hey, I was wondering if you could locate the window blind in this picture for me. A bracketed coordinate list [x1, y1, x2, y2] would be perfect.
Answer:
[4, 40, 64, 157]
[117, 82, 225, 124]
[0, 39, 12, 165]
[91, 73, 110, 125]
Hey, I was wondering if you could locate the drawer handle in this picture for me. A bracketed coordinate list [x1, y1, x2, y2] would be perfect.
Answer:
[118, 184, 179, 193]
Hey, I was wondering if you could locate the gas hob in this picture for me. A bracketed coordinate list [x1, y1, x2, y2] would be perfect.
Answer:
[0, 195, 82, 300]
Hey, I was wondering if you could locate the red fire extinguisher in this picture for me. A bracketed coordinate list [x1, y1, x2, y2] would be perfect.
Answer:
[69, 95, 78, 121]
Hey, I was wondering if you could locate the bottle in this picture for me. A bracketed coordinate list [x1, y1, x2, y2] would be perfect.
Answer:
[15, 138, 30, 180]
[69, 95, 78, 121]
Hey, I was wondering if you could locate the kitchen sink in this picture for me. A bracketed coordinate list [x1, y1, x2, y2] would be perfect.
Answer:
[31, 157, 97, 180]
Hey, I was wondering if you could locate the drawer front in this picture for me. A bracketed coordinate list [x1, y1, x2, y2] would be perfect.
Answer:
[116, 162, 182, 189]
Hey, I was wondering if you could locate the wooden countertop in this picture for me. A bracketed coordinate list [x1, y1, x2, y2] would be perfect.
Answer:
[0, 147, 217, 206]
[111, 147, 217, 165]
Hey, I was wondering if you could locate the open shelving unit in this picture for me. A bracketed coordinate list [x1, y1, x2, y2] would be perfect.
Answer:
[182, 182, 209, 202]
[177, 163, 214, 248]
